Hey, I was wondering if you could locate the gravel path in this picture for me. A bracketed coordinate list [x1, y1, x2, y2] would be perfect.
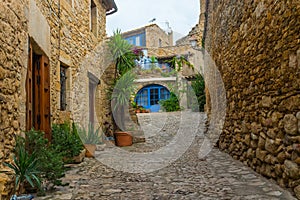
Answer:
[36, 111, 295, 200]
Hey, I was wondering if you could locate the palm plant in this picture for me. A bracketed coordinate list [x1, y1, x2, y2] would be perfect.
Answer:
[107, 29, 137, 78]
[108, 29, 138, 131]
[111, 71, 136, 130]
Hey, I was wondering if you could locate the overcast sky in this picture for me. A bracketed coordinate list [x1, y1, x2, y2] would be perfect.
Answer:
[106, 0, 200, 40]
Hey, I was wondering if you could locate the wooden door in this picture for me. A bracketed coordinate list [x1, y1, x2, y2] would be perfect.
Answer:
[26, 44, 51, 141]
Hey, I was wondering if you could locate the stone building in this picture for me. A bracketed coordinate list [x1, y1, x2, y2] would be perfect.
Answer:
[122, 23, 173, 48]
[121, 24, 203, 112]
[201, 0, 300, 198]
[0, 0, 117, 198]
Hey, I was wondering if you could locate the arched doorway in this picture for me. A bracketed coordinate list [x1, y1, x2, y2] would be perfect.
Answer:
[135, 84, 170, 112]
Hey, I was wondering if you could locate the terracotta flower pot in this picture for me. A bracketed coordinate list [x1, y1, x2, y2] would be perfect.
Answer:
[84, 144, 97, 157]
[114, 131, 133, 147]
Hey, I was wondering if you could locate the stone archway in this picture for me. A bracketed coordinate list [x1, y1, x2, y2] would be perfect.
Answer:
[134, 84, 171, 112]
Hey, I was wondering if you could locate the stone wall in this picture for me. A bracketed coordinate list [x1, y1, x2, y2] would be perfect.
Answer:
[0, 0, 28, 198]
[203, 0, 300, 197]
[31, 0, 109, 126]
[0, 0, 115, 198]
[145, 24, 173, 47]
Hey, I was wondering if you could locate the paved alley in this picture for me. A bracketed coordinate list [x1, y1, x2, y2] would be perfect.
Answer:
[37, 112, 295, 200]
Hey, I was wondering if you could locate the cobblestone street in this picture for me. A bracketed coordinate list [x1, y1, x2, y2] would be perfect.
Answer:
[37, 112, 295, 200]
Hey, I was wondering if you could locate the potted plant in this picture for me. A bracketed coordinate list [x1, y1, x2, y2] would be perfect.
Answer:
[77, 123, 101, 157]
[111, 71, 136, 146]
[108, 29, 139, 147]
[1, 137, 41, 199]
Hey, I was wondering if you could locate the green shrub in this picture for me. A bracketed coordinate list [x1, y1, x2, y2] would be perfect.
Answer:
[25, 129, 65, 191]
[159, 92, 181, 112]
[190, 74, 206, 112]
[3, 136, 41, 195]
[51, 122, 84, 162]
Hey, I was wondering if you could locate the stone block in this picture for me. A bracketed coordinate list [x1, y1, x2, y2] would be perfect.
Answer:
[258, 136, 266, 149]
[289, 53, 297, 68]
[274, 164, 283, 176]
[256, 149, 267, 161]
[261, 96, 272, 108]
[295, 185, 300, 199]
[284, 160, 300, 179]
[283, 114, 298, 135]
[265, 138, 280, 154]
[297, 112, 300, 134]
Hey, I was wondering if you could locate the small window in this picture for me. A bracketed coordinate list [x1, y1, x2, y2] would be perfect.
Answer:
[90, 0, 97, 37]
[127, 38, 134, 45]
[136, 36, 140, 46]
[60, 64, 68, 111]
[158, 39, 162, 47]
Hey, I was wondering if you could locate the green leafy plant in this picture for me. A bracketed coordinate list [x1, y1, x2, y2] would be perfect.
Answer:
[51, 122, 84, 162]
[168, 55, 194, 72]
[107, 29, 137, 77]
[111, 71, 136, 130]
[3, 136, 41, 195]
[77, 123, 102, 144]
[189, 74, 206, 112]
[25, 129, 65, 191]
[159, 92, 181, 112]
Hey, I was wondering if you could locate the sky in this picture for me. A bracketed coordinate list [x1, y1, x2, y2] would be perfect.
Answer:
[106, 0, 200, 41]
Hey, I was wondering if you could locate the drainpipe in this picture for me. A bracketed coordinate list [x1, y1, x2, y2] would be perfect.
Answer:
[103, 0, 118, 16]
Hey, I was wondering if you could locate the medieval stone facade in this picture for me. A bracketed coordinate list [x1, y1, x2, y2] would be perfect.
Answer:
[202, 0, 300, 197]
[122, 24, 173, 48]
[0, 0, 117, 198]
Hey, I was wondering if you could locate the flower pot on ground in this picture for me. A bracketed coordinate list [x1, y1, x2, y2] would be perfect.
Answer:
[114, 131, 133, 147]
[83, 144, 97, 157]
[108, 30, 140, 147]
[77, 123, 102, 158]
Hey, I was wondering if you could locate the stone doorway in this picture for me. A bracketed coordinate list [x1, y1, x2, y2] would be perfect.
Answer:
[26, 40, 51, 141]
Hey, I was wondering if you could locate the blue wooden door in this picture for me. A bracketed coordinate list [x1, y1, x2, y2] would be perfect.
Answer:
[135, 85, 170, 112]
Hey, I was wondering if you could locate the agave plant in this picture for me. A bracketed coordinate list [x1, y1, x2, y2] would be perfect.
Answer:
[3, 137, 41, 195]
[77, 123, 102, 144]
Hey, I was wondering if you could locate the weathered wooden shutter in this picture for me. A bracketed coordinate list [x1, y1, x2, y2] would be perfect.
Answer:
[26, 43, 33, 131]
[39, 55, 51, 141]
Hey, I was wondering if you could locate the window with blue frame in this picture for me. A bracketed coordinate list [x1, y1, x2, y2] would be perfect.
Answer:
[124, 32, 146, 47]
[135, 85, 170, 112]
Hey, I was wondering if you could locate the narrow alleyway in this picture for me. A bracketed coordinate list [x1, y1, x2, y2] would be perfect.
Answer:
[37, 112, 295, 200]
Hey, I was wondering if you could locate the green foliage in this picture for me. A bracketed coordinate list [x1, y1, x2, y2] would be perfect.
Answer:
[168, 56, 194, 72]
[131, 101, 137, 109]
[77, 123, 102, 144]
[3, 136, 41, 195]
[111, 71, 136, 130]
[190, 74, 206, 112]
[108, 29, 137, 76]
[51, 122, 84, 161]
[111, 71, 136, 111]
[25, 129, 65, 190]
[159, 92, 181, 112]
